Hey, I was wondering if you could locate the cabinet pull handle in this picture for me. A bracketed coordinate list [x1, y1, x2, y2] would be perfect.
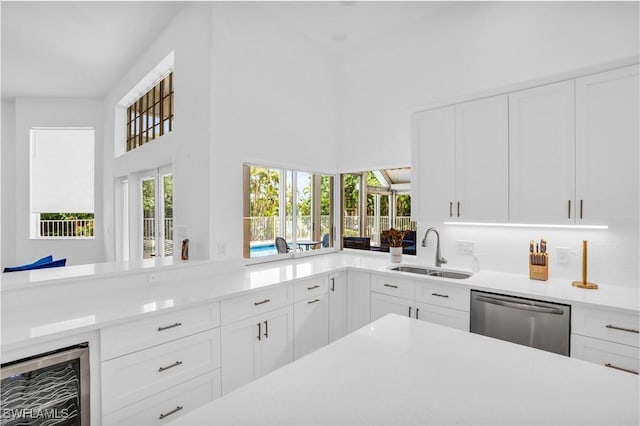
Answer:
[157, 322, 182, 332]
[158, 361, 183, 372]
[257, 322, 261, 341]
[159, 405, 183, 420]
[383, 284, 398, 289]
[331, 277, 335, 292]
[449, 201, 453, 217]
[568, 200, 571, 219]
[408, 306, 412, 317]
[580, 199, 583, 219]
[605, 324, 639, 334]
[307, 285, 320, 290]
[415, 308, 419, 320]
[432, 293, 449, 298]
[264, 320, 268, 338]
[605, 363, 638, 375]
[457, 201, 460, 217]
[254, 299, 270, 306]
[308, 298, 321, 304]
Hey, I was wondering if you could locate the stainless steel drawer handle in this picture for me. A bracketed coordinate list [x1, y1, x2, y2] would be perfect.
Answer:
[476, 295, 565, 315]
[384, 284, 398, 289]
[605, 324, 639, 334]
[254, 299, 271, 306]
[307, 285, 320, 290]
[308, 298, 321, 304]
[605, 363, 639, 375]
[158, 360, 183, 372]
[157, 322, 182, 332]
[159, 405, 183, 420]
[432, 293, 449, 298]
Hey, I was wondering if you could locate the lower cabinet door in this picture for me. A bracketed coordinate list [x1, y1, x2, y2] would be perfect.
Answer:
[220, 305, 294, 395]
[328, 271, 348, 343]
[347, 270, 371, 333]
[415, 302, 469, 331]
[220, 314, 262, 395]
[571, 334, 639, 375]
[370, 292, 412, 322]
[259, 305, 294, 377]
[294, 293, 329, 359]
[102, 369, 221, 426]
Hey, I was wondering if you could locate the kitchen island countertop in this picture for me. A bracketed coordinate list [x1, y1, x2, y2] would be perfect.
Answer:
[167, 313, 640, 426]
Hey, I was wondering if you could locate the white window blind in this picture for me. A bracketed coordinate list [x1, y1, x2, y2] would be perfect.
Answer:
[30, 128, 95, 213]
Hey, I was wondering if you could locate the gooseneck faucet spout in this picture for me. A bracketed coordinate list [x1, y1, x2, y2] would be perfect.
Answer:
[421, 227, 447, 267]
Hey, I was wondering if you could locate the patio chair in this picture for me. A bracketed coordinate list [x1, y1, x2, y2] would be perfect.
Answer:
[275, 237, 290, 254]
[321, 233, 330, 248]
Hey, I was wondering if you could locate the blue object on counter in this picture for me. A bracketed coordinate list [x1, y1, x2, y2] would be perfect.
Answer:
[3, 256, 67, 272]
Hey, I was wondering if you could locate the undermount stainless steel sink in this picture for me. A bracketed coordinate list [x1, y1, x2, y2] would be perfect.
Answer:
[389, 265, 472, 279]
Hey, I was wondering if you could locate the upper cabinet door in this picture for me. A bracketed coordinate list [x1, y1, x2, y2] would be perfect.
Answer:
[509, 80, 576, 224]
[412, 106, 455, 222]
[575, 65, 639, 225]
[455, 95, 509, 222]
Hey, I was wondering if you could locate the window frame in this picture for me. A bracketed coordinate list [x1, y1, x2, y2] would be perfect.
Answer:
[243, 163, 338, 265]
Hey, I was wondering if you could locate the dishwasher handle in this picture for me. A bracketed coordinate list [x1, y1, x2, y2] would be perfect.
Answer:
[475, 295, 565, 315]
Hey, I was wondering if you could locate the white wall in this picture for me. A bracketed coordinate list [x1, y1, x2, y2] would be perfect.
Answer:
[1, 100, 17, 267]
[208, 3, 338, 261]
[337, 1, 639, 288]
[102, 3, 212, 261]
[3, 98, 105, 267]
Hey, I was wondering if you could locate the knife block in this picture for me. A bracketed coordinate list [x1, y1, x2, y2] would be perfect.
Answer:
[529, 253, 549, 281]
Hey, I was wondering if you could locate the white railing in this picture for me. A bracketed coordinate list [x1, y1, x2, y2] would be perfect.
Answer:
[143, 218, 174, 258]
[39, 219, 95, 238]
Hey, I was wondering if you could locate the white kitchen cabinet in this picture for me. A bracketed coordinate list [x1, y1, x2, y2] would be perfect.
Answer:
[509, 80, 575, 224]
[571, 305, 639, 375]
[220, 305, 294, 394]
[102, 370, 221, 426]
[347, 270, 371, 333]
[415, 302, 469, 331]
[575, 65, 639, 225]
[370, 292, 413, 322]
[454, 95, 509, 222]
[102, 329, 220, 414]
[412, 95, 508, 223]
[328, 271, 348, 342]
[294, 293, 329, 359]
[412, 105, 455, 222]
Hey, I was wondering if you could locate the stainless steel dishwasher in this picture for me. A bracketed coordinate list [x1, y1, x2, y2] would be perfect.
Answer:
[470, 290, 571, 356]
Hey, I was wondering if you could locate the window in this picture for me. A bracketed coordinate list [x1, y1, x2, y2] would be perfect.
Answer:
[341, 167, 416, 254]
[126, 72, 174, 152]
[141, 169, 173, 259]
[243, 164, 334, 259]
[30, 128, 94, 239]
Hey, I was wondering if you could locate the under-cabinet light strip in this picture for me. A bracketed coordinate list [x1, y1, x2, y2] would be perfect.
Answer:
[443, 222, 608, 230]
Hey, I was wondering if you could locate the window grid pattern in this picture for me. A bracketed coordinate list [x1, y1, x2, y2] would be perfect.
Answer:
[126, 72, 174, 152]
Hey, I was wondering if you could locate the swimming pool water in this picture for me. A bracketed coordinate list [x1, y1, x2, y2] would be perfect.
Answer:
[250, 244, 277, 257]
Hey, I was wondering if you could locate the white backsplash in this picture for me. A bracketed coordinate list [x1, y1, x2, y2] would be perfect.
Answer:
[416, 221, 638, 288]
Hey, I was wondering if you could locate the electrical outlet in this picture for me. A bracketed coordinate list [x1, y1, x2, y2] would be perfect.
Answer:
[217, 242, 227, 257]
[456, 240, 475, 256]
[557, 247, 569, 264]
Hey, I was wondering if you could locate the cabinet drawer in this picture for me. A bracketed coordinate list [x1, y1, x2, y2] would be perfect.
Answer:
[415, 302, 469, 331]
[103, 369, 221, 426]
[294, 276, 328, 302]
[572, 334, 639, 375]
[102, 329, 221, 414]
[221, 284, 293, 325]
[372, 274, 415, 300]
[572, 306, 640, 347]
[415, 281, 470, 311]
[101, 303, 220, 360]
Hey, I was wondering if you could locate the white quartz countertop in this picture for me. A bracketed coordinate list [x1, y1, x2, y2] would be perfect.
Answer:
[167, 314, 640, 426]
[1, 252, 638, 353]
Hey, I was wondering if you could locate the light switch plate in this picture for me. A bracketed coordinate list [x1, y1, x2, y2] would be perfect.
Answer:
[456, 240, 475, 256]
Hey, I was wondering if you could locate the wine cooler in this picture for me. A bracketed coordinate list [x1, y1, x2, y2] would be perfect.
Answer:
[1, 344, 90, 425]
